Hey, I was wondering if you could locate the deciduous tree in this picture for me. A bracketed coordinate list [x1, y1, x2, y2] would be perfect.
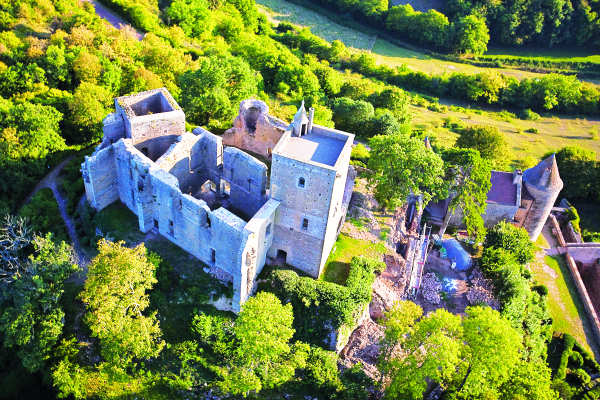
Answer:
[440, 148, 492, 240]
[367, 133, 446, 211]
[178, 55, 260, 126]
[80, 239, 164, 369]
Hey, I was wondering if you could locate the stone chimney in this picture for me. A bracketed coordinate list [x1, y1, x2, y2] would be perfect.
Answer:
[308, 107, 314, 134]
[513, 169, 522, 185]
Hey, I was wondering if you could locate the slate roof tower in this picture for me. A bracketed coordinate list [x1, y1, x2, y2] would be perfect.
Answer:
[521, 154, 563, 241]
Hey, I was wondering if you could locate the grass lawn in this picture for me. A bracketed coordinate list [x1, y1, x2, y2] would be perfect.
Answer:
[371, 39, 547, 80]
[94, 201, 146, 245]
[531, 254, 600, 357]
[321, 232, 390, 285]
[410, 103, 600, 166]
[483, 45, 600, 64]
[256, 0, 375, 50]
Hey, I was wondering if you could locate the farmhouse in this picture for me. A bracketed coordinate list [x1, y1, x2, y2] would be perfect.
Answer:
[81, 88, 356, 312]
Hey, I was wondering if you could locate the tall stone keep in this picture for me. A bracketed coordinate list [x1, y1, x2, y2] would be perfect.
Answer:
[521, 154, 563, 241]
[268, 103, 355, 277]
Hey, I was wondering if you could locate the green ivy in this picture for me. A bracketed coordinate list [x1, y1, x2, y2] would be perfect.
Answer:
[260, 256, 384, 349]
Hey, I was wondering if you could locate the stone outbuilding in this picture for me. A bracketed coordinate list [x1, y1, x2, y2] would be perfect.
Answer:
[81, 88, 356, 311]
[425, 155, 563, 241]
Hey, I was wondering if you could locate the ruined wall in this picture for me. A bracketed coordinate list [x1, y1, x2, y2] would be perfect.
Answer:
[115, 89, 186, 162]
[82, 146, 119, 210]
[223, 99, 287, 158]
[223, 147, 268, 217]
[100, 113, 125, 149]
[448, 203, 519, 228]
[235, 199, 279, 304]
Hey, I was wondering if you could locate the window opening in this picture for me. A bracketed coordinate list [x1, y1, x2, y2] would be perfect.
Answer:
[266, 223, 272, 235]
[154, 219, 159, 229]
[298, 177, 305, 188]
[168, 220, 174, 236]
[141, 147, 149, 157]
[302, 218, 309, 230]
[206, 216, 211, 228]
[210, 248, 216, 263]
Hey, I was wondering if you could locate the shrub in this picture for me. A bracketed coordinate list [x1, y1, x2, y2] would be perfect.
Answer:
[526, 127, 539, 133]
[532, 284, 549, 296]
[303, 346, 343, 397]
[520, 109, 541, 121]
[443, 116, 464, 131]
[484, 221, 535, 265]
[572, 341, 600, 373]
[262, 256, 383, 348]
[569, 351, 584, 368]
[571, 368, 591, 385]
[566, 206, 581, 234]
[557, 334, 577, 380]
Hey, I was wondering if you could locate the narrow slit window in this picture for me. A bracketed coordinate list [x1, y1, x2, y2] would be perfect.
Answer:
[298, 177, 305, 188]
[207, 216, 211, 228]
[302, 218, 308, 230]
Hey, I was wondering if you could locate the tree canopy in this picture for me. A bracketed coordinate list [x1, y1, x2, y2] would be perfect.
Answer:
[80, 239, 164, 369]
[441, 148, 492, 239]
[368, 133, 447, 210]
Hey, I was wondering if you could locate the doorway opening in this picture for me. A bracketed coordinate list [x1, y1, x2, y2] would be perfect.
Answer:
[276, 249, 287, 263]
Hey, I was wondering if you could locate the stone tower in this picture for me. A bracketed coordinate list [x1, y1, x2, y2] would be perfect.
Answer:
[268, 103, 355, 277]
[522, 154, 563, 241]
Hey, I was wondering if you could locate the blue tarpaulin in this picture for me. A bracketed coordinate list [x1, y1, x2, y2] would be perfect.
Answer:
[442, 239, 472, 271]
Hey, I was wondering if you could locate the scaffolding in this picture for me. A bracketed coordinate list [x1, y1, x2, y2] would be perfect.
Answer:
[408, 224, 432, 296]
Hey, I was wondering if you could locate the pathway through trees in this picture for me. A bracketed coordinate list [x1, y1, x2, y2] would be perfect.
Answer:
[20, 155, 88, 270]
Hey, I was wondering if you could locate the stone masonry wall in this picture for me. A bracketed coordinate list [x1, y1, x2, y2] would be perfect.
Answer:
[82, 145, 119, 210]
[522, 183, 561, 241]
[223, 99, 287, 158]
[223, 147, 268, 217]
[448, 203, 518, 228]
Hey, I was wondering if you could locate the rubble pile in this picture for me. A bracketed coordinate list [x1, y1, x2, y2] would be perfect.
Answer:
[467, 268, 499, 309]
[339, 318, 384, 379]
[371, 255, 408, 319]
[421, 273, 442, 304]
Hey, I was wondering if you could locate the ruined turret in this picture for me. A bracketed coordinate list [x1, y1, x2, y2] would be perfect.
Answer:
[521, 154, 563, 241]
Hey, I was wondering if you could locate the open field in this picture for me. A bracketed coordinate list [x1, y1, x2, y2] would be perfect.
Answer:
[531, 253, 600, 357]
[483, 46, 600, 64]
[410, 103, 600, 165]
[256, 0, 375, 50]
[370, 39, 548, 80]
[256, 0, 600, 164]
[257, 0, 550, 80]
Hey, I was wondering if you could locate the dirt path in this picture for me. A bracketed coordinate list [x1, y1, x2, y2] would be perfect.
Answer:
[20, 154, 88, 268]
[81, 0, 144, 40]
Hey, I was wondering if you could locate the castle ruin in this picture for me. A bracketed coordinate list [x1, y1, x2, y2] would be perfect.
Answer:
[82, 88, 356, 311]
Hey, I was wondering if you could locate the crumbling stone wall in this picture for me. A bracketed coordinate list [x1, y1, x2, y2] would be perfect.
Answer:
[223, 147, 268, 217]
[223, 99, 287, 158]
[82, 89, 355, 310]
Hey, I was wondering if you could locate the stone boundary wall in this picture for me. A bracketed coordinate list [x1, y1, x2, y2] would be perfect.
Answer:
[567, 243, 600, 248]
[565, 252, 600, 346]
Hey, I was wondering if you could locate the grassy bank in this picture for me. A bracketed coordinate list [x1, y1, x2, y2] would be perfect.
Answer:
[531, 254, 599, 357]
